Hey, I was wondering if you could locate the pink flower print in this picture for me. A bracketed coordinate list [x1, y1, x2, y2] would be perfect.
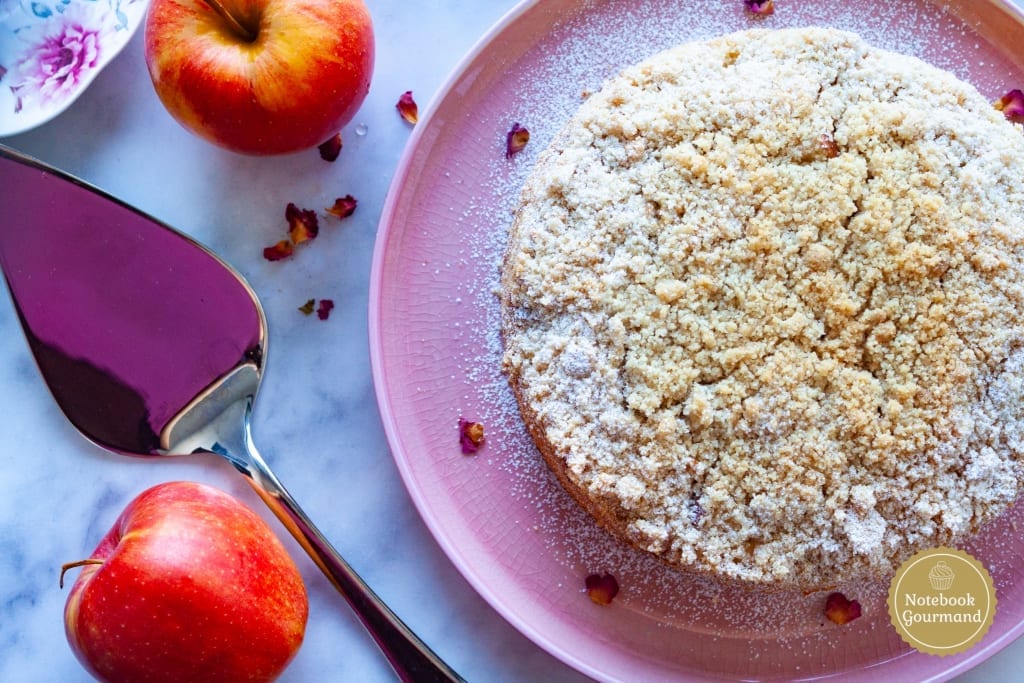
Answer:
[10, 4, 114, 112]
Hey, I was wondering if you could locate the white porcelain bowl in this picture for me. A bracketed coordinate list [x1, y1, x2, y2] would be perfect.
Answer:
[0, 0, 148, 137]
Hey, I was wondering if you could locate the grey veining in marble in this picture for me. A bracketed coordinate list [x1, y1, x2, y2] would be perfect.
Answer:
[1, 1, 1023, 681]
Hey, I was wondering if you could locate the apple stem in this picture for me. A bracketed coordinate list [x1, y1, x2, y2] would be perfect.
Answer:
[59, 559, 105, 589]
[203, 0, 257, 43]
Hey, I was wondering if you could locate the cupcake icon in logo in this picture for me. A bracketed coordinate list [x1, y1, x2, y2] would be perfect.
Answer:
[928, 560, 956, 591]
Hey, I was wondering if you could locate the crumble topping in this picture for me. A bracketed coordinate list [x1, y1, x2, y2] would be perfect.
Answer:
[500, 27, 1024, 588]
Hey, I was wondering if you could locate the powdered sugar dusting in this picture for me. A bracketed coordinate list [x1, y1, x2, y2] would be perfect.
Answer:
[383, 0, 1024, 677]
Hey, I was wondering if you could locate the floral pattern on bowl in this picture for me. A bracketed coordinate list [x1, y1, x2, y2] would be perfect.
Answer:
[0, 0, 147, 137]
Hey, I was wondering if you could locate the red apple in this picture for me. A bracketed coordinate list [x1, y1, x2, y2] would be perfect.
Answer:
[143, 0, 374, 155]
[62, 481, 308, 682]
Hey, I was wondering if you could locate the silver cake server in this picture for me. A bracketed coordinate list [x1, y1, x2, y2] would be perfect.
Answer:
[0, 144, 462, 683]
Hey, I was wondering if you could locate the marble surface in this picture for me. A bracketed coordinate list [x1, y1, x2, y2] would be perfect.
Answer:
[1, 1, 1023, 681]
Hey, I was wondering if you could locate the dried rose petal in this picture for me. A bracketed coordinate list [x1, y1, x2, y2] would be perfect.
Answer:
[318, 133, 343, 162]
[506, 123, 530, 159]
[818, 133, 840, 159]
[298, 299, 315, 315]
[317, 299, 335, 320]
[326, 195, 358, 219]
[286, 203, 320, 245]
[584, 572, 620, 606]
[743, 0, 774, 15]
[397, 91, 419, 125]
[263, 239, 294, 261]
[458, 417, 485, 454]
[824, 591, 862, 625]
[994, 89, 1024, 123]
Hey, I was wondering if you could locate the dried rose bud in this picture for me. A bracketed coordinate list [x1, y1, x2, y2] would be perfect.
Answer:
[326, 195, 358, 219]
[286, 203, 319, 245]
[818, 133, 840, 158]
[995, 89, 1024, 123]
[506, 123, 530, 159]
[263, 239, 294, 262]
[317, 299, 335, 320]
[458, 417, 485, 454]
[298, 299, 315, 315]
[743, 0, 774, 15]
[318, 133, 343, 162]
[824, 591, 862, 625]
[584, 572, 620, 606]
[397, 91, 419, 125]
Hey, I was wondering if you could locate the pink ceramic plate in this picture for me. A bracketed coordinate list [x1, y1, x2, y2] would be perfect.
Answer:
[370, 1, 1024, 680]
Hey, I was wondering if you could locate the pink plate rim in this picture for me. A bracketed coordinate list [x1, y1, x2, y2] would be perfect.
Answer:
[369, 1, 1024, 680]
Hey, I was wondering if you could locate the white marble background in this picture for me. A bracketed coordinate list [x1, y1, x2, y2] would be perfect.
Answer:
[1, 0, 1023, 681]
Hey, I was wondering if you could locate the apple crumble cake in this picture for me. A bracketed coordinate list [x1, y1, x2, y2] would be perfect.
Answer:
[500, 27, 1024, 589]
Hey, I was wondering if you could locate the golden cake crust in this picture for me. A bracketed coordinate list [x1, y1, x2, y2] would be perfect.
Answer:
[500, 27, 1024, 590]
